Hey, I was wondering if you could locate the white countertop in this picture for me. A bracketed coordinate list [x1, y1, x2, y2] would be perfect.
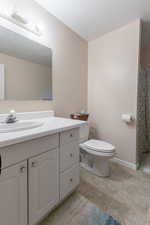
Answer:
[0, 116, 86, 148]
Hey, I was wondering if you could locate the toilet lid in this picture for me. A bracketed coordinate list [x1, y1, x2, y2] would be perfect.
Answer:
[83, 139, 115, 153]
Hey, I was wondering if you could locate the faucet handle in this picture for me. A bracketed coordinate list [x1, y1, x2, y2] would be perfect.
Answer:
[5, 110, 17, 123]
[10, 110, 16, 117]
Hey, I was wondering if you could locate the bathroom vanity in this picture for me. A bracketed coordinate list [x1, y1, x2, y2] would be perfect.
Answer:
[0, 111, 85, 225]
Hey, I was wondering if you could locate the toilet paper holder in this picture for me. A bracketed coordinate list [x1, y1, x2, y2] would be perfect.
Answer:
[121, 114, 135, 124]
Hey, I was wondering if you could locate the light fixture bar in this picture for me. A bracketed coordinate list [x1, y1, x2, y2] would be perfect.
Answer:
[0, 11, 42, 36]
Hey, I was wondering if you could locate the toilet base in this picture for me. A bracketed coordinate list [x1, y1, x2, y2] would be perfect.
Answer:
[80, 155, 111, 177]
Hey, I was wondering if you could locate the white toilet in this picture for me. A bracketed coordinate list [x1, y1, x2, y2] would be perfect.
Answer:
[79, 123, 116, 177]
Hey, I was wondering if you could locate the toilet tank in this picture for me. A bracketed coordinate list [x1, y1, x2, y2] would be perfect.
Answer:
[79, 122, 89, 143]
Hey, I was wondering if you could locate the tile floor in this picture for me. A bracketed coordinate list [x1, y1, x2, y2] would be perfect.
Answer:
[40, 162, 150, 225]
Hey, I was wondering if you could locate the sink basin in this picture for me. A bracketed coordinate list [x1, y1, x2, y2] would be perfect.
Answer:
[0, 120, 44, 133]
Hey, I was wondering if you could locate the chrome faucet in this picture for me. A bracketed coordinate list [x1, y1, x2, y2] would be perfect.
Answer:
[6, 110, 17, 124]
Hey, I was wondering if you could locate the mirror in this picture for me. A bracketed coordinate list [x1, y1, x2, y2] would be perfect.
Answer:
[0, 25, 52, 100]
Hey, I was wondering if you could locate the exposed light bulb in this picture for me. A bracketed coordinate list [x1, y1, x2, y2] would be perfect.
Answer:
[11, 11, 28, 25]
[37, 23, 45, 32]
[27, 22, 42, 35]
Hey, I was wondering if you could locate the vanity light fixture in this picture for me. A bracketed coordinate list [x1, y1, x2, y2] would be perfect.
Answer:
[11, 11, 28, 25]
[0, 10, 42, 36]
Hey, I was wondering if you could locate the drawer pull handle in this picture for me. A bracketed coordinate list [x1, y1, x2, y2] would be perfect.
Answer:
[70, 153, 73, 157]
[31, 161, 38, 168]
[70, 178, 73, 182]
[70, 133, 73, 137]
[20, 166, 26, 173]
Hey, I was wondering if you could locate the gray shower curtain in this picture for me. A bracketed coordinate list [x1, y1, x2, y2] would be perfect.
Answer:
[137, 67, 150, 165]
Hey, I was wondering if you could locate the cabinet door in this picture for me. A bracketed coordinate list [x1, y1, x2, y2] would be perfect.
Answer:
[29, 149, 59, 225]
[0, 161, 27, 225]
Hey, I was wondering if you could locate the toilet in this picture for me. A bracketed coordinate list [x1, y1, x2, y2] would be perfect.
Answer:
[79, 123, 116, 177]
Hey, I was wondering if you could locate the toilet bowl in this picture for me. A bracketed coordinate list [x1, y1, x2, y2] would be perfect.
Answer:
[79, 124, 116, 177]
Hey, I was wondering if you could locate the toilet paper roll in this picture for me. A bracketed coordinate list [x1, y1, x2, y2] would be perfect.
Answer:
[121, 114, 133, 123]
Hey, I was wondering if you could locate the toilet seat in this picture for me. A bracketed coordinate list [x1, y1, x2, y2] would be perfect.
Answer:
[81, 139, 115, 153]
[82, 147, 115, 157]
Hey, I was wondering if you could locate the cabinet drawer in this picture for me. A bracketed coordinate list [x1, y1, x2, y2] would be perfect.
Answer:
[60, 128, 79, 145]
[60, 165, 79, 200]
[60, 141, 79, 172]
[2, 134, 59, 169]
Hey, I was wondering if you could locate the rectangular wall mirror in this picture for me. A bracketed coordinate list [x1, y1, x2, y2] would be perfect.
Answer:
[0, 25, 52, 101]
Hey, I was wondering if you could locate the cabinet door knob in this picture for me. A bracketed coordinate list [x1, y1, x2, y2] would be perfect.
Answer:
[70, 178, 73, 182]
[70, 153, 73, 157]
[70, 133, 73, 137]
[31, 161, 38, 168]
[20, 166, 26, 173]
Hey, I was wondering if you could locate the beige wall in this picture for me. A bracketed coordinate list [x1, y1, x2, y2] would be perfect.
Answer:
[0, 0, 88, 116]
[88, 20, 141, 164]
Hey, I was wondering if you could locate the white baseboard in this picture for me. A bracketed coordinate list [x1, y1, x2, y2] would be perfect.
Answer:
[111, 157, 137, 170]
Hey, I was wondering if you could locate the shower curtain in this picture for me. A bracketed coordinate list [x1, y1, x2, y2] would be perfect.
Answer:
[137, 67, 150, 165]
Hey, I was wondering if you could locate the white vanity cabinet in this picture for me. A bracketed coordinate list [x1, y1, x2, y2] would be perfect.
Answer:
[0, 161, 28, 225]
[0, 127, 80, 225]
